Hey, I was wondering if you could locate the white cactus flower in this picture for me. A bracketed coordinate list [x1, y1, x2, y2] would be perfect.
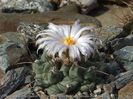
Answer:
[36, 20, 98, 61]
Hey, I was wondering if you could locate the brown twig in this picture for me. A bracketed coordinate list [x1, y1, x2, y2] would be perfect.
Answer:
[15, 62, 33, 65]
[96, 70, 110, 76]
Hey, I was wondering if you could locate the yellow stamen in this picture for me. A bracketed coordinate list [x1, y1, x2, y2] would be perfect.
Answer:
[64, 36, 75, 46]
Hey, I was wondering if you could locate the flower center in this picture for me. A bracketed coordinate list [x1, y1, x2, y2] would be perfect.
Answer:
[64, 36, 75, 46]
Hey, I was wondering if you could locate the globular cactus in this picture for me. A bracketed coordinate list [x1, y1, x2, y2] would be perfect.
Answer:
[32, 20, 119, 95]
[32, 51, 83, 94]
[32, 51, 108, 95]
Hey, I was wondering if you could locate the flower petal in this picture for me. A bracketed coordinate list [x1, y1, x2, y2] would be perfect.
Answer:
[52, 44, 65, 57]
[36, 20, 98, 61]
[77, 36, 95, 46]
[37, 40, 54, 53]
[69, 45, 81, 61]
[36, 37, 56, 45]
[60, 25, 71, 37]
[74, 26, 94, 40]
[70, 20, 81, 37]
[58, 46, 67, 58]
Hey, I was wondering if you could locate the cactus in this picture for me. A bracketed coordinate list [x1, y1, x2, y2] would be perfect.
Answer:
[32, 21, 121, 96]
[32, 51, 115, 95]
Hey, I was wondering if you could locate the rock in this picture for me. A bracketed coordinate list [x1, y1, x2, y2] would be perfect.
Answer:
[95, 4, 129, 26]
[1, 0, 53, 13]
[98, 26, 123, 42]
[100, 0, 128, 5]
[36, 91, 48, 99]
[105, 21, 133, 52]
[0, 66, 31, 99]
[17, 22, 46, 41]
[0, 34, 11, 72]
[77, 0, 98, 14]
[94, 85, 103, 96]
[5, 86, 39, 99]
[114, 46, 133, 70]
[0, 32, 27, 73]
[108, 35, 133, 52]
[97, 92, 111, 99]
[0, 69, 4, 85]
[0, 3, 101, 33]
[111, 20, 133, 39]
[118, 81, 133, 99]
[103, 84, 113, 94]
[111, 70, 133, 90]
[56, 94, 67, 99]
[105, 61, 122, 76]
[59, 0, 98, 14]
[50, 0, 98, 14]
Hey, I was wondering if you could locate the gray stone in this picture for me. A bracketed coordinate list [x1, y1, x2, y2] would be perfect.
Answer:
[60, 0, 98, 14]
[108, 35, 133, 52]
[1, 0, 53, 13]
[0, 35, 13, 72]
[17, 22, 46, 41]
[97, 26, 123, 43]
[105, 61, 121, 76]
[101, 92, 111, 99]
[103, 84, 113, 94]
[114, 46, 133, 70]
[94, 88, 102, 95]
[111, 70, 133, 89]
[56, 94, 67, 99]
[0, 66, 32, 99]
[5, 86, 39, 99]
[100, 0, 125, 4]
[0, 32, 27, 73]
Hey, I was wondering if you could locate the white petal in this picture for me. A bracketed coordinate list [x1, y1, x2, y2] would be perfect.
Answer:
[37, 30, 62, 39]
[48, 23, 59, 32]
[46, 41, 62, 57]
[77, 37, 95, 45]
[69, 46, 81, 61]
[58, 46, 67, 58]
[48, 23, 65, 38]
[37, 43, 46, 53]
[60, 25, 71, 37]
[77, 45, 87, 56]
[36, 38, 46, 45]
[36, 21, 97, 61]
[45, 23, 64, 38]
[36, 37, 56, 45]
[74, 46, 81, 61]
[52, 44, 65, 57]
[37, 40, 54, 52]
[36, 30, 55, 38]
[69, 46, 75, 60]
[69, 45, 81, 61]
[70, 20, 81, 37]
[45, 42, 58, 56]
[77, 43, 94, 58]
[74, 26, 94, 40]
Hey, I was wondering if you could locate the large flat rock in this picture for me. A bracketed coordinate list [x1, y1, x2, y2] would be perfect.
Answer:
[118, 81, 133, 99]
[0, 3, 101, 33]
[93, 4, 130, 26]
